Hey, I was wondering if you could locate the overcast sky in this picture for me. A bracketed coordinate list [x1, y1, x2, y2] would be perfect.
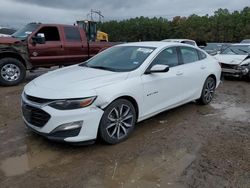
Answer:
[0, 0, 249, 28]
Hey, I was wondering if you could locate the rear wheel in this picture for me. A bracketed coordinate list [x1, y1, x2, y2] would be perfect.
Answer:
[0, 58, 26, 86]
[197, 77, 216, 105]
[99, 99, 136, 144]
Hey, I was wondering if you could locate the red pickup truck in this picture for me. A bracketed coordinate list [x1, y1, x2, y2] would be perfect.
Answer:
[0, 23, 116, 86]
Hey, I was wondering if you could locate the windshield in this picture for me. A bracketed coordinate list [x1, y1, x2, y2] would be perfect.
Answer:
[81, 46, 155, 72]
[221, 45, 250, 55]
[12, 23, 39, 39]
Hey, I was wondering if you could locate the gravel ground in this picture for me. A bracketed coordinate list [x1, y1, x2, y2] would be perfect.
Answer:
[0, 72, 249, 188]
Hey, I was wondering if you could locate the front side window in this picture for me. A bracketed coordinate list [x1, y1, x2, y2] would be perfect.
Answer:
[64, 27, 81, 41]
[36, 26, 60, 41]
[150, 47, 179, 68]
[82, 46, 155, 72]
[180, 47, 199, 64]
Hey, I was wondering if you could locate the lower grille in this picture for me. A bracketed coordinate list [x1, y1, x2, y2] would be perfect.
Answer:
[22, 103, 51, 127]
[221, 63, 236, 69]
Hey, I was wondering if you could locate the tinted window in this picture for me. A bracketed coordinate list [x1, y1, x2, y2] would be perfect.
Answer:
[36, 27, 60, 41]
[64, 27, 81, 41]
[83, 46, 155, 72]
[180, 47, 199, 64]
[197, 50, 207, 60]
[151, 47, 179, 67]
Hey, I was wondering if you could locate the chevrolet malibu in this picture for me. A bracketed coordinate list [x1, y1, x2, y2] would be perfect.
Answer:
[22, 42, 221, 144]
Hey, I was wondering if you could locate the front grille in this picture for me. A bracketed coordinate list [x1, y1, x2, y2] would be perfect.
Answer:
[22, 103, 51, 127]
[25, 94, 54, 104]
[221, 63, 236, 69]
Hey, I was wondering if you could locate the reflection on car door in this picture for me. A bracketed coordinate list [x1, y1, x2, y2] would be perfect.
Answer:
[141, 47, 189, 117]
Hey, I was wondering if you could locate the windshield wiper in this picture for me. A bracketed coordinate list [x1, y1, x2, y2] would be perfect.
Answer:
[238, 48, 249, 54]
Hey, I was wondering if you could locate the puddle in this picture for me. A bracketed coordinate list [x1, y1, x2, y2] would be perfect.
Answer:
[211, 102, 250, 122]
[0, 149, 59, 177]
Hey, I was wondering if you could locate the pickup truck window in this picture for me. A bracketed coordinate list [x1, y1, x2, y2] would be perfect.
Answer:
[64, 27, 81, 41]
[36, 26, 60, 41]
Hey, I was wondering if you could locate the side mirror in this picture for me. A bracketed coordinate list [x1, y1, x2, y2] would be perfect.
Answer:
[145, 64, 169, 74]
[32, 33, 45, 44]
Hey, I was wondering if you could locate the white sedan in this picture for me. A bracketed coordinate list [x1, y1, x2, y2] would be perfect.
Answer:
[22, 42, 221, 144]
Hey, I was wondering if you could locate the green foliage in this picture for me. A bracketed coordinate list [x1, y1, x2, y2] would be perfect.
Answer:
[98, 7, 250, 42]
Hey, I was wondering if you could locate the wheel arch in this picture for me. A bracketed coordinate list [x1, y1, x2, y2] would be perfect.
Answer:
[103, 95, 139, 121]
[0, 52, 28, 68]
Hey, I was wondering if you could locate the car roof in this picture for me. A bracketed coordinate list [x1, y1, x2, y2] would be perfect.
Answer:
[232, 43, 250, 46]
[162, 39, 196, 42]
[117, 41, 195, 48]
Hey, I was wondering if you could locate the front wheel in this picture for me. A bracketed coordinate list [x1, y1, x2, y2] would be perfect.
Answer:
[99, 99, 136, 144]
[0, 58, 26, 86]
[197, 77, 216, 105]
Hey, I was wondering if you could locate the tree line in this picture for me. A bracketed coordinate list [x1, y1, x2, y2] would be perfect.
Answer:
[98, 7, 250, 43]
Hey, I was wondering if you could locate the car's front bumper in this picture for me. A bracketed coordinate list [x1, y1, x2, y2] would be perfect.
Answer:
[22, 97, 104, 143]
[222, 66, 249, 77]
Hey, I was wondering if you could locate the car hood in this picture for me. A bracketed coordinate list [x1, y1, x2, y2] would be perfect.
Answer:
[215, 54, 248, 65]
[25, 65, 129, 99]
[0, 37, 22, 45]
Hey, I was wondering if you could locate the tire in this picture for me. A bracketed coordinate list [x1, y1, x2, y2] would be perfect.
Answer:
[197, 77, 216, 105]
[0, 58, 26, 86]
[99, 99, 136, 144]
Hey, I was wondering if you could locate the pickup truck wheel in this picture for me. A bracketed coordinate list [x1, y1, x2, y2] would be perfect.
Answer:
[0, 58, 26, 86]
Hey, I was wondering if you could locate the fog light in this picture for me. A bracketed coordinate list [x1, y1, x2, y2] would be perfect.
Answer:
[52, 121, 83, 132]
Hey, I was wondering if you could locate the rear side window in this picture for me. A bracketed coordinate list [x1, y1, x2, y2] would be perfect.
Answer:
[64, 27, 81, 41]
[36, 26, 60, 41]
[180, 47, 199, 64]
[197, 50, 207, 60]
[151, 47, 179, 67]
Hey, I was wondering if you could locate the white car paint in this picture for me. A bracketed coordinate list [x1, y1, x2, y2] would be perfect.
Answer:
[162, 39, 198, 47]
[215, 54, 249, 65]
[22, 42, 221, 143]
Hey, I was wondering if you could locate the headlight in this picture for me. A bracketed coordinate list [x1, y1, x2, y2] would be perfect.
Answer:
[48, 97, 96, 110]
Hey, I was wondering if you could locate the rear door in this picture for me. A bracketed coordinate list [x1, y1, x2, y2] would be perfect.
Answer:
[177, 46, 207, 98]
[62, 26, 89, 64]
[28, 26, 66, 66]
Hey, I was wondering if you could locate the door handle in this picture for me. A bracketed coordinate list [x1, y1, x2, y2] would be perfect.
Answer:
[201, 66, 206, 70]
[176, 72, 183, 76]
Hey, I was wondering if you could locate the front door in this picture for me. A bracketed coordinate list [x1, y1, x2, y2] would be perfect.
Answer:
[28, 26, 66, 67]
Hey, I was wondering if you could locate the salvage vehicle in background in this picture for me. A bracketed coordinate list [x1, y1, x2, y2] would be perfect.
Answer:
[162, 39, 198, 47]
[0, 23, 115, 86]
[215, 44, 250, 78]
[22, 42, 221, 144]
[240, 39, 250, 43]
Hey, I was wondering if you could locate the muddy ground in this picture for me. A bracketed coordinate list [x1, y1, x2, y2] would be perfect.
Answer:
[0, 72, 249, 188]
